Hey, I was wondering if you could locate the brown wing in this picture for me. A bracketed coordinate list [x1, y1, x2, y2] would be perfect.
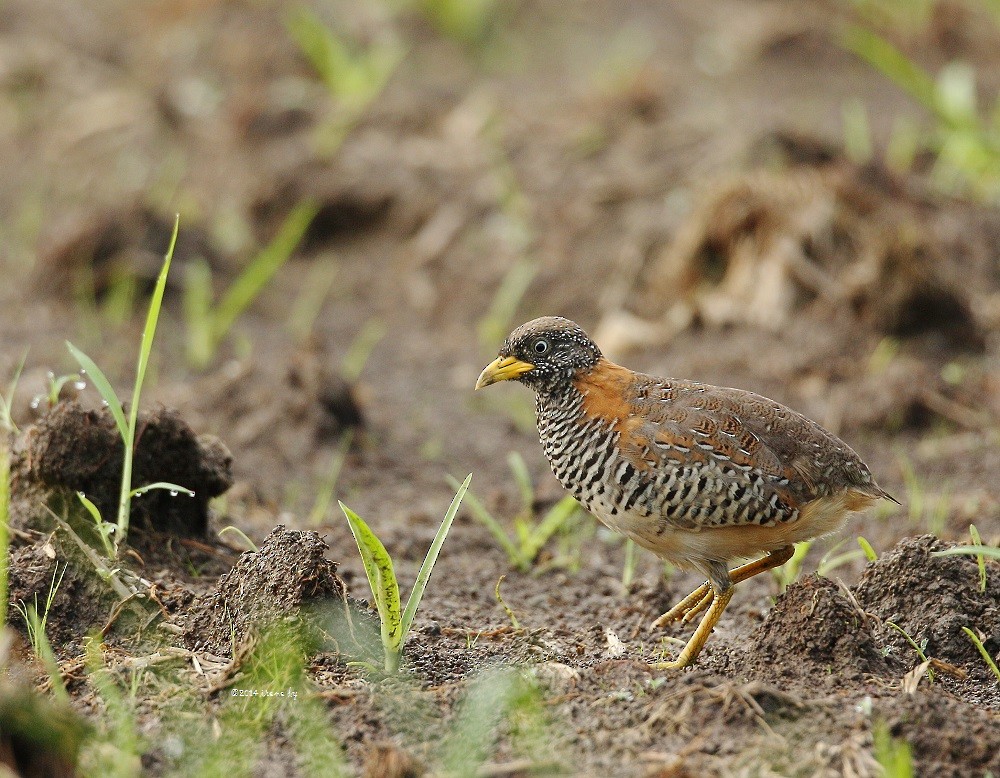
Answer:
[618, 375, 885, 530]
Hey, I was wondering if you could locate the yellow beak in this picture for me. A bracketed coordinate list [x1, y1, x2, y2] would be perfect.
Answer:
[475, 355, 535, 390]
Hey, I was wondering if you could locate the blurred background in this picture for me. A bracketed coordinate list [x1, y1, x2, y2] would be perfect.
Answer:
[2, 0, 997, 534]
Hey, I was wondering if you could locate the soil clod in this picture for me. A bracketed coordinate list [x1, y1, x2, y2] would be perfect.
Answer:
[856, 535, 1000, 693]
[736, 575, 897, 686]
[183, 525, 347, 657]
[10, 402, 233, 540]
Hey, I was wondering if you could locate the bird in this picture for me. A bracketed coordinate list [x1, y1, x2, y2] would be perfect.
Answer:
[475, 316, 895, 668]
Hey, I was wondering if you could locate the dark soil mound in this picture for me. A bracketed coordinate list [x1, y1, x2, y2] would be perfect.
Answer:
[183, 525, 348, 656]
[855, 535, 1000, 684]
[10, 402, 233, 538]
[736, 575, 898, 688]
[878, 690, 1000, 778]
[6, 543, 113, 647]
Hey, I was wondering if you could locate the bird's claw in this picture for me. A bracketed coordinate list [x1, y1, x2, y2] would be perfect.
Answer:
[650, 581, 714, 630]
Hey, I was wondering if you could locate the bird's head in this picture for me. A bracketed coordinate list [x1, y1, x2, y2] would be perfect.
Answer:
[475, 317, 602, 392]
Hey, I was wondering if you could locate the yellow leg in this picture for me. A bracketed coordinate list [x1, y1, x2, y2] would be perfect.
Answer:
[653, 587, 735, 669]
[651, 545, 795, 629]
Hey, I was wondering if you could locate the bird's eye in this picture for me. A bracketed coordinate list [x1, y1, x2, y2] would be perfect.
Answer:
[533, 339, 550, 355]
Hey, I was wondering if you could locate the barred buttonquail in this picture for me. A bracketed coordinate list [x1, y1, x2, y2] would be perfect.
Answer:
[476, 316, 895, 668]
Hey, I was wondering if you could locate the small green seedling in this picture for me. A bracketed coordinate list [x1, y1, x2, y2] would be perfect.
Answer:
[78, 637, 142, 777]
[450, 453, 581, 573]
[438, 668, 551, 776]
[415, 0, 500, 47]
[962, 627, 1000, 683]
[184, 201, 318, 369]
[886, 621, 934, 683]
[308, 432, 353, 526]
[816, 538, 866, 577]
[340, 473, 471, 673]
[873, 719, 914, 778]
[340, 319, 386, 382]
[218, 526, 259, 553]
[494, 575, 520, 630]
[858, 536, 878, 562]
[476, 258, 537, 351]
[288, 261, 339, 342]
[772, 540, 812, 590]
[13, 564, 69, 701]
[67, 216, 191, 557]
[45, 371, 84, 407]
[895, 452, 950, 535]
[969, 525, 986, 593]
[845, 24, 1000, 201]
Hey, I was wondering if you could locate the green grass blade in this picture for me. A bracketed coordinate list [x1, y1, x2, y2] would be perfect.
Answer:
[129, 482, 195, 498]
[1, 348, 28, 433]
[308, 432, 353, 526]
[218, 526, 258, 552]
[22, 605, 69, 702]
[506, 451, 534, 515]
[340, 318, 386, 382]
[969, 525, 987, 593]
[447, 475, 520, 567]
[873, 719, 914, 778]
[65, 342, 127, 442]
[76, 491, 115, 558]
[843, 26, 937, 114]
[133, 215, 177, 409]
[931, 545, 1000, 560]
[858, 536, 878, 562]
[886, 621, 933, 683]
[288, 261, 338, 342]
[211, 201, 318, 344]
[962, 627, 1000, 682]
[522, 496, 579, 564]
[115, 214, 179, 551]
[621, 538, 638, 589]
[817, 550, 865, 577]
[400, 473, 470, 641]
[183, 257, 215, 369]
[477, 258, 537, 349]
[439, 668, 531, 776]
[286, 7, 346, 93]
[339, 503, 402, 666]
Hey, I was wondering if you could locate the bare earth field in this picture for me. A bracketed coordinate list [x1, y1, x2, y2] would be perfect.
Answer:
[1, 1, 999, 776]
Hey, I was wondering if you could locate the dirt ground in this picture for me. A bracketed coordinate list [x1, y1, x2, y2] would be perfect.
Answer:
[2, 1, 999, 776]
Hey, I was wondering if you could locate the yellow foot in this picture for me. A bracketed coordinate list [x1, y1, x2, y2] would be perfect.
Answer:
[651, 547, 795, 632]
[650, 587, 735, 669]
[650, 582, 713, 629]
[649, 658, 691, 670]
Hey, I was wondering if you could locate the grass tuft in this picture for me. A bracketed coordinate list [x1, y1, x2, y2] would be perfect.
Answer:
[450, 455, 581, 573]
[13, 563, 69, 702]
